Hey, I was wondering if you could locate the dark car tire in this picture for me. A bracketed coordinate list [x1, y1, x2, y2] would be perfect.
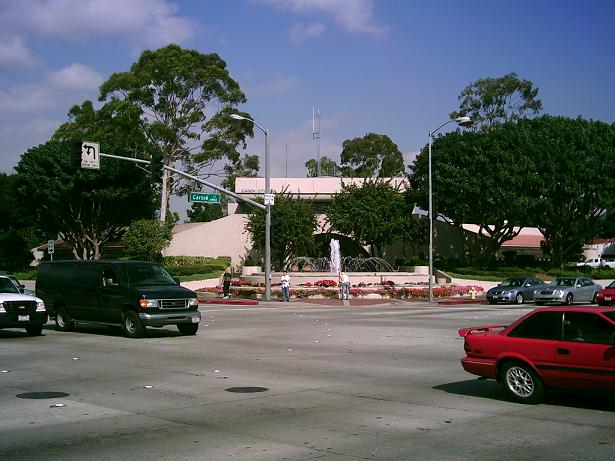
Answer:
[515, 293, 524, 304]
[565, 293, 574, 305]
[25, 325, 43, 336]
[488, 300, 498, 305]
[55, 307, 74, 331]
[501, 361, 545, 404]
[592, 292, 599, 304]
[177, 323, 199, 335]
[122, 311, 145, 338]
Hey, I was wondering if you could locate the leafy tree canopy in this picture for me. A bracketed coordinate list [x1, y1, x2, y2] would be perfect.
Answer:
[339, 133, 405, 178]
[326, 179, 414, 257]
[450, 72, 542, 131]
[187, 203, 224, 223]
[305, 156, 338, 177]
[245, 191, 317, 270]
[15, 140, 156, 260]
[123, 219, 173, 262]
[98, 44, 254, 207]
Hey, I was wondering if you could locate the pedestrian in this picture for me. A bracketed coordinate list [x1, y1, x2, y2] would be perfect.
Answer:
[222, 271, 232, 299]
[340, 271, 350, 300]
[281, 271, 291, 302]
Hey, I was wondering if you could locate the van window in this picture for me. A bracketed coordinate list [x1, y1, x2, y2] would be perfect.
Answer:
[126, 264, 175, 286]
[72, 264, 102, 289]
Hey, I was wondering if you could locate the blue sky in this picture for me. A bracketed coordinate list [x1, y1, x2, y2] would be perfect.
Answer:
[1, 0, 614, 199]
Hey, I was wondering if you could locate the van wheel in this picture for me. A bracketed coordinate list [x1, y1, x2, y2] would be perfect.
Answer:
[177, 323, 199, 336]
[55, 307, 74, 331]
[122, 311, 144, 338]
[25, 325, 43, 336]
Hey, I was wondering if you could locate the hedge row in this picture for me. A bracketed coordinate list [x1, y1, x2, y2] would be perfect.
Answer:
[162, 256, 230, 276]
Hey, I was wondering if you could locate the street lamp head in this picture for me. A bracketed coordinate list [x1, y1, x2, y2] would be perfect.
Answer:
[230, 114, 248, 121]
[455, 116, 472, 127]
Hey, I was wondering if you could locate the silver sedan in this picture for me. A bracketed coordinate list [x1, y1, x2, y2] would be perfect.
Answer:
[534, 276, 602, 305]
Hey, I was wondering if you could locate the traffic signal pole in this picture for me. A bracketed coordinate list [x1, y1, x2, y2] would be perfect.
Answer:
[98, 152, 265, 210]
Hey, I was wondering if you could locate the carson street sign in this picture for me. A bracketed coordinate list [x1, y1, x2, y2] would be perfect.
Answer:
[189, 192, 221, 204]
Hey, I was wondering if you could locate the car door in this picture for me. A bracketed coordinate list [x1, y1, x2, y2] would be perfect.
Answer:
[69, 263, 103, 321]
[523, 277, 540, 301]
[556, 311, 615, 389]
[97, 264, 125, 324]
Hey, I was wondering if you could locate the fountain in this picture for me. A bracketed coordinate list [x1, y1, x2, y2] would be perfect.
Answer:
[284, 256, 395, 272]
[330, 239, 341, 276]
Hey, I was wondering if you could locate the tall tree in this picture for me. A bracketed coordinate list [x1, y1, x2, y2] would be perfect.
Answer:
[450, 72, 542, 131]
[326, 179, 414, 257]
[339, 133, 405, 178]
[15, 141, 156, 260]
[245, 191, 317, 270]
[410, 123, 541, 264]
[187, 203, 224, 223]
[528, 117, 615, 267]
[0, 173, 34, 270]
[98, 44, 252, 220]
[305, 156, 338, 177]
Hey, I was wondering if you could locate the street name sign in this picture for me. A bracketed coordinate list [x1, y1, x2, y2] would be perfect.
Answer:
[81, 141, 100, 169]
[189, 192, 221, 204]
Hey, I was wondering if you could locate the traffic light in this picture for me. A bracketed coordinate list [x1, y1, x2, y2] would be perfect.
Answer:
[150, 151, 164, 183]
[70, 139, 82, 169]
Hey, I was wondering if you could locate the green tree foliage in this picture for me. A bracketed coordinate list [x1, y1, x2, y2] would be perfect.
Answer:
[187, 203, 224, 223]
[123, 219, 173, 262]
[326, 179, 414, 257]
[245, 192, 317, 270]
[98, 44, 252, 204]
[339, 133, 405, 178]
[527, 117, 615, 267]
[221, 153, 259, 192]
[305, 156, 338, 177]
[15, 141, 156, 260]
[450, 72, 542, 131]
[0, 173, 35, 270]
[410, 123, 540, 264]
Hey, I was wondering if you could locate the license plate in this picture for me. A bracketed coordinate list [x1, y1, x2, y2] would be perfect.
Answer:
[18, 315, 29, 321]
[606, 296, 612, 301]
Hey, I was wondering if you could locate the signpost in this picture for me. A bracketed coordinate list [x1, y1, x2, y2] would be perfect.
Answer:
[81, 141, 100, 169]
[47, 240, 54, 262]
[189, 192, 221, 204]
[264, 193, 275, 206]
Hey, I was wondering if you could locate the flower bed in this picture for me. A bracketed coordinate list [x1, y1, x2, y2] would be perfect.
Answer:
[198, 284, 484, 300]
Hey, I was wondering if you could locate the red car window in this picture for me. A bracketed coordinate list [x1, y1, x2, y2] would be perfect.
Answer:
[563, 312, 615, 344]
[508, 311, 561, 340]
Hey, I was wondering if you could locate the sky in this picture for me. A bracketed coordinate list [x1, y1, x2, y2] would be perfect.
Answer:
[1, 0, 614, 217]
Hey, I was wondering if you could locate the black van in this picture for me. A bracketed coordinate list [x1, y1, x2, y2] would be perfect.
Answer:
[36, 260, 201, 338]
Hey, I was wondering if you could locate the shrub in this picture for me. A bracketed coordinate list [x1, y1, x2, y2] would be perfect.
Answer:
[162, 256, 230, 276]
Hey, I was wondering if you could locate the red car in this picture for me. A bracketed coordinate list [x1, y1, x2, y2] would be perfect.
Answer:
[595, 281, 615, 305]
[458, 307, 615, 403]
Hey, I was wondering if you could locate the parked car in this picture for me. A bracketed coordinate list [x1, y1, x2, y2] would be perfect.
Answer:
[576, 257, 615, 268]
[595, 281, 615, 306]
[0, 276, 48, 336]
[36, 260, 201, 338]
[486, 276, 546, 305]
[458, 306, 615, 403]
[534, 276, 601, 305]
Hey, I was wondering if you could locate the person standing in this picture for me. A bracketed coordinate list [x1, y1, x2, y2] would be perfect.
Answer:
[280, 271, 291, 302]
[340, 272, 350, 300]
[222, 271, 232, 299]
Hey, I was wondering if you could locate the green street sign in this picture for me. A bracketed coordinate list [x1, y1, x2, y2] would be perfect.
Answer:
[189, 192, 221, 204]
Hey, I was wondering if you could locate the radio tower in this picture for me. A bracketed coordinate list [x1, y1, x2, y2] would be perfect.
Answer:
[312, 106, 321, 177]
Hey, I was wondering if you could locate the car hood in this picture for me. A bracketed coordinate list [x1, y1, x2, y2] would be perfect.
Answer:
[128, 284, 197, 298]
[0, 293, 43, 303]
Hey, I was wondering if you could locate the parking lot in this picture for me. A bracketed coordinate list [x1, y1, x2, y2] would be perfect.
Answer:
[2, 301, 615, 460]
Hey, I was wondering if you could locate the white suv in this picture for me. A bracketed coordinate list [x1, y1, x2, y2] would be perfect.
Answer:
[0, 275, 47, 336]
[576, 258, 615, 269]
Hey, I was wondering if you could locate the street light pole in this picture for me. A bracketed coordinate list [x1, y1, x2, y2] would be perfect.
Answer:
[231, 114, 272, 301]
[427, 116, 471, 303]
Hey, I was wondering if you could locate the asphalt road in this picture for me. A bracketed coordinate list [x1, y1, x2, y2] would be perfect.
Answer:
[1, 301, 614, 460]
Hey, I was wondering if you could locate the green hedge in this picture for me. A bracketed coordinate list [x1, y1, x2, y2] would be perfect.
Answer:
[162, 256, 230, 276]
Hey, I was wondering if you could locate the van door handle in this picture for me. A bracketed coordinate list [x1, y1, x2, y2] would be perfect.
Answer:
[557, 348, 570, 355]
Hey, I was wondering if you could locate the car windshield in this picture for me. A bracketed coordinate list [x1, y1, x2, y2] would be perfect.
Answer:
[125, 264, 176, 286]
[0, 277, 20, 293]
[553, 278, 576, 287]
[499, 278, 525, 287]
[608, 281, 615, 289]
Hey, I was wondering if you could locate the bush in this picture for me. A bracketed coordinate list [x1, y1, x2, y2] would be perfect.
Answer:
[123, 220, 173, 262]
[162, 256, 230, 276]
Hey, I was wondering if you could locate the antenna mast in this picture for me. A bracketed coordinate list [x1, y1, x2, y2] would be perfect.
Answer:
[312, 106, 321, 177]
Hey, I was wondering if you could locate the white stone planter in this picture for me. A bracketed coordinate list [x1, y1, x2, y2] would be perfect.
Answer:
[242, 265, 262, 276]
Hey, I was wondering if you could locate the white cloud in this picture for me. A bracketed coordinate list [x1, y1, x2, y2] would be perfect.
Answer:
[289, 22, 325, 43]
[0, 84, 59, 115]
[48, 63, 103, 91]
[0, 36, 38, 69]
[0, 118, 60, 172]
[0, 0, 197, 47]
[257, 0, 389, 36]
